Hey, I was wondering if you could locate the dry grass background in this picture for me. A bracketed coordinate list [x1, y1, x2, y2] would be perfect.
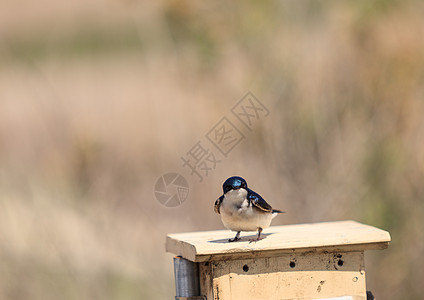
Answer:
[1, 0, 424, 299]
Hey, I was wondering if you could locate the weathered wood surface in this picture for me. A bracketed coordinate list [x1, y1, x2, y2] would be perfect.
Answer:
[199, 251, 366, 300]
[166, 220, 391, 262]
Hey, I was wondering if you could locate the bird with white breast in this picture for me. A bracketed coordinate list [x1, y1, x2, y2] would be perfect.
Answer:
[214, 176, 285, 242]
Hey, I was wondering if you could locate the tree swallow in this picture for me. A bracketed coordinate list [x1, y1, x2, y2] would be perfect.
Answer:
[214, 176, 285, 242]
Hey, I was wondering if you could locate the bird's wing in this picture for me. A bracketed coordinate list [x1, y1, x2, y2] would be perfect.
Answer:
[214, 195, 224, 214]
[247, 188, 273, 212]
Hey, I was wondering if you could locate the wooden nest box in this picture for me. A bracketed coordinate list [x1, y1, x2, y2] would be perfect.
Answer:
[166, 220, 391, 300]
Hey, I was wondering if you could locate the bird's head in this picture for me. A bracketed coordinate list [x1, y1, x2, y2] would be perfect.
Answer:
[222, 176, 247, 194]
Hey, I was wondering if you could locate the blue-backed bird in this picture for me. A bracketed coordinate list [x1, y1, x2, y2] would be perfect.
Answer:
[214, 176, 285, 242]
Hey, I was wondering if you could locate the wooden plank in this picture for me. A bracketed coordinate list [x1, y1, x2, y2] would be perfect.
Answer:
[166, 221, 391, 262]
[202, 251, 366, 300]
[199, 261, 214, 300]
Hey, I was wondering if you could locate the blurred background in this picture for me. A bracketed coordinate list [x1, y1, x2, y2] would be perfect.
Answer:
[1, 0, 423, 299]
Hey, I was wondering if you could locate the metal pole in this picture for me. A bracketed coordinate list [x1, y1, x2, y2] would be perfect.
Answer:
[173, 256, 201, 299]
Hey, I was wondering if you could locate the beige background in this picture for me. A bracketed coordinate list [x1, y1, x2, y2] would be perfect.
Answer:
[0, 1, 423, 299]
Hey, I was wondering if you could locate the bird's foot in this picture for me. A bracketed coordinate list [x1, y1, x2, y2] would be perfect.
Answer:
[228, 237, 241, 242]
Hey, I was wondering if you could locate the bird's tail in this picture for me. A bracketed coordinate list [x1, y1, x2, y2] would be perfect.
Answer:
[272, 209, 286, 214]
